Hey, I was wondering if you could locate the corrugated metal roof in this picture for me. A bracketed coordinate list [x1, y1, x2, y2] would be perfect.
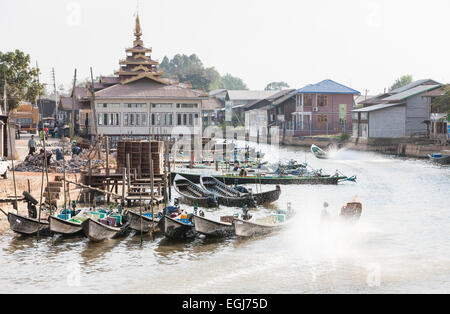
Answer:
[383, 85, 441, 101]
[353, 103, 404, 112]
[95, 78, 207, 99]
[390, 79, 440, 94]
[294, 79, 360, 95]
[227, 90, 279, 100]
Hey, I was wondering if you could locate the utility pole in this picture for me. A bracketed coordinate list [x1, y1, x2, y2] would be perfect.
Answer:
[71, 69, 77, 141]
[52, 68, 58, 119]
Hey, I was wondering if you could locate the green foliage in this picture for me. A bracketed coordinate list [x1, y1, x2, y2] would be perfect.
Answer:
[160, 54, 248, 92]
[0, 49, 45, 111]
[432, 85, 450, 113]
[219, 74, 248, 90]
[389, 75, 413, 91]
[265, 81, 290, 91]
[340, 132, 351, 141]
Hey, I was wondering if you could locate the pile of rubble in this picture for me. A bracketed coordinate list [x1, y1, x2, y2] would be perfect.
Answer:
[14, 152, 105, 173]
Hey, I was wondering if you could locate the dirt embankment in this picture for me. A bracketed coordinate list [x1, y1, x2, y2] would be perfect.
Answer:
[0, 171, 82, 235]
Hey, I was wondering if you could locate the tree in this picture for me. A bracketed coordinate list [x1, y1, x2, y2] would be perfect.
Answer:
[160, 54, 248, 91]
[389, 75, 413, 91]
[219, 74, 248, 90]
[265, 81, 290, 91]
[0, 49, 45, 111]
[432, 85, 450, 113]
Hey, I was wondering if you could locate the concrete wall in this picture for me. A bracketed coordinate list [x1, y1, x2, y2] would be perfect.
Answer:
[405, 94, 430, 136]
[368, 106, 406, 138]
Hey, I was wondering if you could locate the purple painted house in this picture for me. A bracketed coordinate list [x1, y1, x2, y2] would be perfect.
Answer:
[291, 79, 360, 136]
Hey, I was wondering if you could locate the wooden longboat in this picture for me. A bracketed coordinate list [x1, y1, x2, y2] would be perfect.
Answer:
[7, 212, 51, 236]
[163, 215, 196, 240]
[199, 175, 253, 207]
[49, 215, 86, 236]
[127, 210, 159, 233]
[311, 144, 329, 159]
[193, 215, 234, 237]
[171, 172, 344, 185]
[236, 185, 281, 205]
[173, 174, 218, 208]
[82, 218, 130, 242]
[428, 153, 450, 165]
[233, 213, 294, 238]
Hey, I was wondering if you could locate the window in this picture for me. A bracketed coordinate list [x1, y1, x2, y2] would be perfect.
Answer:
[176, 103, 198, 109]
[98, 113, 120, 126]
[168, 114, 173, 126]
[98, 103, 120, 108]
[303, 94, 313, 106]
[317, 95, 328, 107]
[126, 103, 147, 108]
[152, 103, 173, 108]
[124, 113, 147, 126]
[352, 113, 359, 120]
[361, 113, 368, 120]
[317, 115, 328, 128]
[177, 114, 182, 125]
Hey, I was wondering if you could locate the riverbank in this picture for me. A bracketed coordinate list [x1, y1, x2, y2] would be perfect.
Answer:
[0, 171, 82, 235]
[252, 134, 449, 159]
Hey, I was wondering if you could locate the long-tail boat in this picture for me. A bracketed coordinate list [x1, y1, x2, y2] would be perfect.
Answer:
[173, 174, 218, 208]
[163, 215, 196, 240]
[7, 212, 51, 236]
[172, 172, 348, 185]
[233, 205, 295, 237]
[311, 144, 330, 159]
[82, 212, 130, 242]
[127, 210, 160, 233]
[193, 213, 236, 237]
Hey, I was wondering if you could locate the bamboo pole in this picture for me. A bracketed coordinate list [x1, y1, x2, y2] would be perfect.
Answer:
[139, 188, 143, 243]
[106, 136, 110, 204]
[127, 153, 131, 194]
[70, 69, 77, 141]
[6, 120, 18, 214]
[150, 159, 155, 234]
[122, 168, 126, 206]
[62, 178, 122, 198]
[89, 67, 100, 160]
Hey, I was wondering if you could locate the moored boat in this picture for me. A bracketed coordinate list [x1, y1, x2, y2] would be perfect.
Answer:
[235, 185, 281, 205]
[127, 210, 160, 233]
[49, 215, 86, 236]
[200, 175, 254, 207]
[163, 215, 196, 240]
[172, 171, 346, 185]
[173, 174, 218, 207]
[7, 212, 51, 236]
[193, 214, 234, 237]
[233, 206, 295, 237]
[82, 217, 130, 242]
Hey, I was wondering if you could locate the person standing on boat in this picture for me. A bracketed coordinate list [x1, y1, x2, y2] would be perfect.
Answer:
[321, 201, 331, 221]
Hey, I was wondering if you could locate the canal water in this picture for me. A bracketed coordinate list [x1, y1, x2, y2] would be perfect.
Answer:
[1, 144, 449, 293]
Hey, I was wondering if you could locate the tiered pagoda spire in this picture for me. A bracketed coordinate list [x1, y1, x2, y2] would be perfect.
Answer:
[117, 14, 167, 85]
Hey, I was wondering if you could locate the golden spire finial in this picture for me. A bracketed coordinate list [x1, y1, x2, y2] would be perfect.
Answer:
[134, 14, 142, 40]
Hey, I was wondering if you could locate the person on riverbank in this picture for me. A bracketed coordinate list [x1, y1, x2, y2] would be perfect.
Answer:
[28, 135, 37, 156]
[38, 149, 52, 166]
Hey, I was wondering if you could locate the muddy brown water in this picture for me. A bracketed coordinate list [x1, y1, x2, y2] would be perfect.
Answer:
[1, 143, 449, 293]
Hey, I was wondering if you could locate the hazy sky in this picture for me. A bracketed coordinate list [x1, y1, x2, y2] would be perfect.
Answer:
[1, 0, 449, 95]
